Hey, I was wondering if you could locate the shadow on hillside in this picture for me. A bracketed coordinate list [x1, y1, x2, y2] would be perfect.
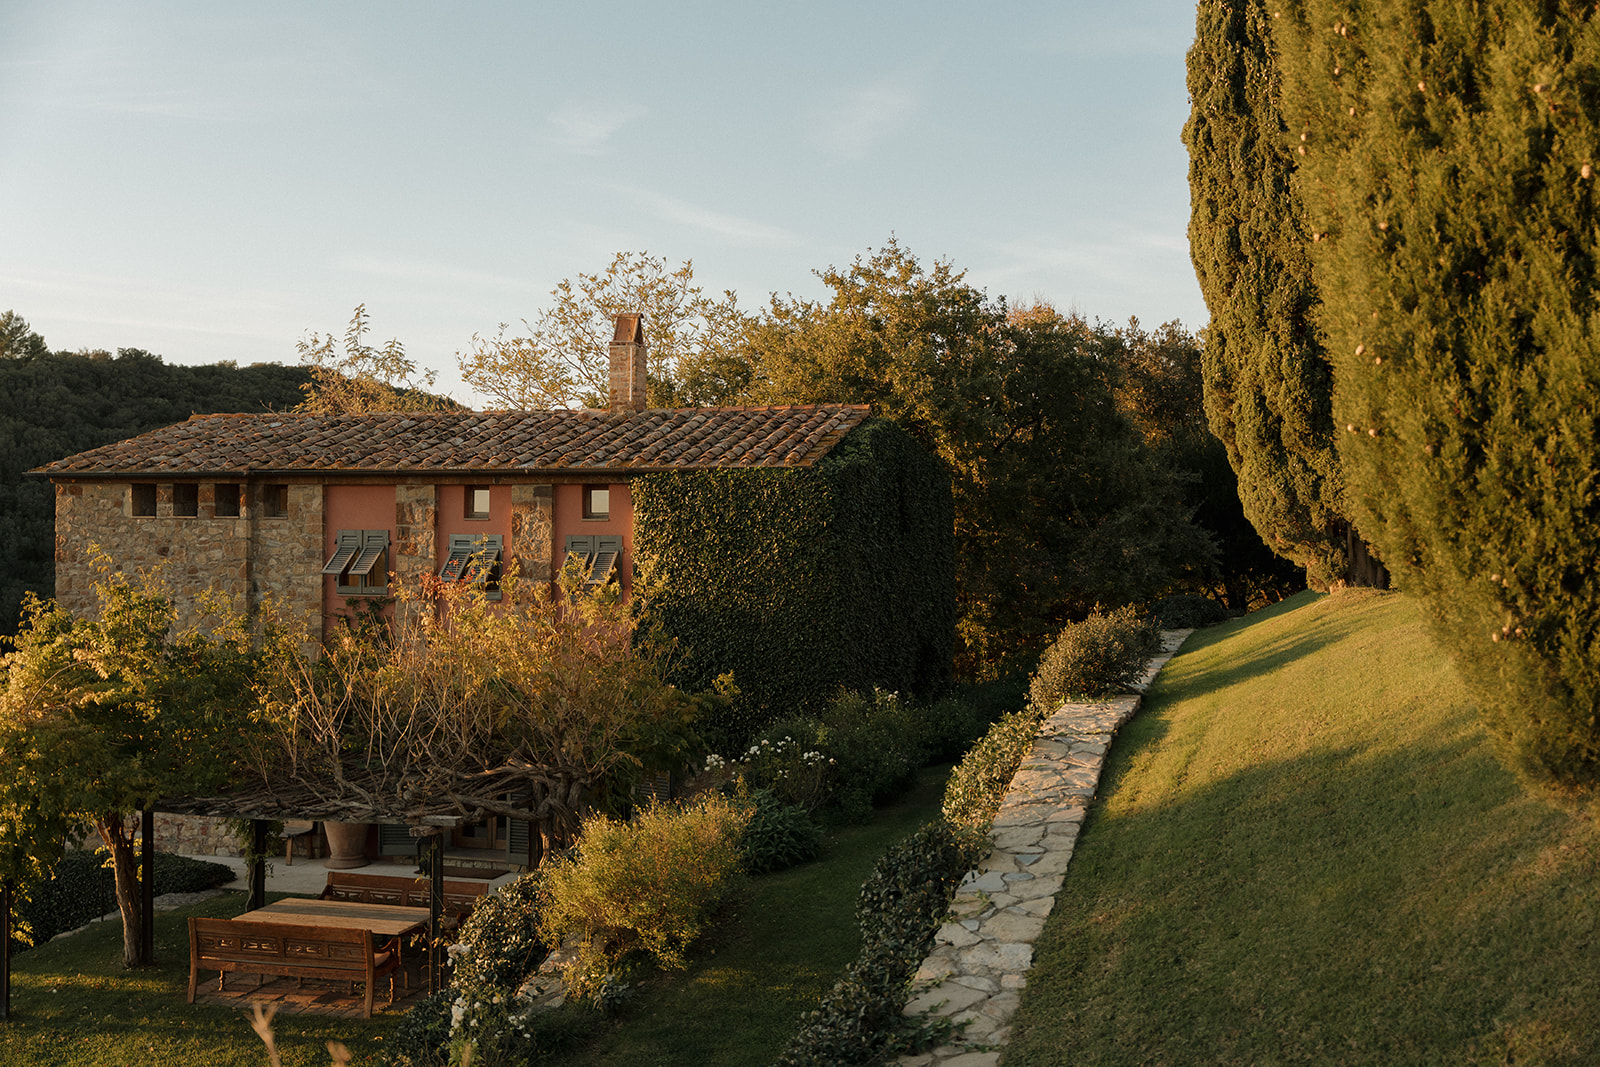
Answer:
[1013, 707, 1600, 1063]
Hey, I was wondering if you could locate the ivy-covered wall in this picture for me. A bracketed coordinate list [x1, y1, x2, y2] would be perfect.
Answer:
[633, 417, 954, 743]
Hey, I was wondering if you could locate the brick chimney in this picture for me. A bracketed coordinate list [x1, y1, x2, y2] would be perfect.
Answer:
[608, 313, 647, 412]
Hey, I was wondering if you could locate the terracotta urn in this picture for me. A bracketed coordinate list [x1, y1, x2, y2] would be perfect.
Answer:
[322, 821, 370, 869]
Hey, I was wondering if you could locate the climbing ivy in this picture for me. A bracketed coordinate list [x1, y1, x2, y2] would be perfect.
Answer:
[633, 418, 955, 745]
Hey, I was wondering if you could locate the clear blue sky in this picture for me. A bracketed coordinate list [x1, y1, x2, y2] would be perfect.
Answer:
[1, 1, 1205, 406]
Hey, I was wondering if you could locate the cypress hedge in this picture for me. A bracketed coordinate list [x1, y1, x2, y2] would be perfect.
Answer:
[633, 417, 955, 745]
[1275, 1, 1600, 791]
[1184, 0, 1352, 588]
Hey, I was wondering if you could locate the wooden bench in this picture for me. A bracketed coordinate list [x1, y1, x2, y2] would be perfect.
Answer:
[320, 871, 492, 926]
[187, 917, 399, 1018]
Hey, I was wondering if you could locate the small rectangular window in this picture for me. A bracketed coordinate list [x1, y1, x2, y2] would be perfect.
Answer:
[214, 483, 241, 517]
[174, 483, 199, 517]
[583, 485, 610, 521]
[131, 484, 156, 517]
[466, 486, 491, 520]
[263, 484, 289, 518]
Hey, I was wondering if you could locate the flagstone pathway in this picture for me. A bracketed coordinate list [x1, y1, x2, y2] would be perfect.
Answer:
[896, 630, 1192, 1067]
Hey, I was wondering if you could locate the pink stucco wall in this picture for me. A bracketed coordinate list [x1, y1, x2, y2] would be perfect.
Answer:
[323, 484, 397, 623]
[552, 481, 633, 594]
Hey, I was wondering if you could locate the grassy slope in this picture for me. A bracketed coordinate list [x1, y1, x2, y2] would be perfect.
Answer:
[1004, 589, 1600, 1066]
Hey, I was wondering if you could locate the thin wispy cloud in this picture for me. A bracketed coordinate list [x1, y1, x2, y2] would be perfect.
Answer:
[547, 101, 648, 155]
[614, 185, 801, 246]
[809, 78, 919, 161]
[332, 255, 533, 293]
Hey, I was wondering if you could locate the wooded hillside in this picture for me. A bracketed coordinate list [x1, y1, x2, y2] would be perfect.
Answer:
[0, 342, 310, 633]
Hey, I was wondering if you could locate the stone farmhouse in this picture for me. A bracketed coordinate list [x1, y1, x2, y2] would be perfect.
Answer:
[34, 316, 870, 642]
[31, 315, 955, 864]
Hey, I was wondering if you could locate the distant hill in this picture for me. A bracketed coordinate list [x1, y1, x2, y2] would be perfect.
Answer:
[0, 349, 312, 634]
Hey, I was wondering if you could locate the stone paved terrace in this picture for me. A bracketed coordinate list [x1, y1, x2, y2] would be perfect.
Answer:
[897, 630, 1193, 1067]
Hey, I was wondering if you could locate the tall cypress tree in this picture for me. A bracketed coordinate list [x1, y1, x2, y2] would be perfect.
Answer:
[1184, 0, 1358, 589]
[1277, 0, 1600, 791]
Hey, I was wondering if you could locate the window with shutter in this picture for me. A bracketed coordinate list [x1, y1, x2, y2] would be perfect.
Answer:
[440, 534, 503, 599]
[326, 530, 390, 595]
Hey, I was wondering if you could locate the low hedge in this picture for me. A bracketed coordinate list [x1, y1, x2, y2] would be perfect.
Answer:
[12, 849, 234, 951]
[1028, 605, 1161, 710]
[772, 819, 986, 1066]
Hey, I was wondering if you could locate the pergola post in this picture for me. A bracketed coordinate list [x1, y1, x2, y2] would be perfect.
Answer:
[247, 820, 268, 912]
[139, 809, 154, 966]
[429, 832, 444, 994]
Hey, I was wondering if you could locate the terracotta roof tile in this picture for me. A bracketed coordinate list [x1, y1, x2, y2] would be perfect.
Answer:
[33, 406, 874, 478]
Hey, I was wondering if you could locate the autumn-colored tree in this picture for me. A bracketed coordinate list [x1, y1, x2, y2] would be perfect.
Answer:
[0, 560, 256, 966]
[458, 252, 750, 410]
[296, 304, 453, 414]
[247, 566, 711, 854]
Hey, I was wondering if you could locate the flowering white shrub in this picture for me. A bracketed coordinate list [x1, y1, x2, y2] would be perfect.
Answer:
[704, 734, 835, 812]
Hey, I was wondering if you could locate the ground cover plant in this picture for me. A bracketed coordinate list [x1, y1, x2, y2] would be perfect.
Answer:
[1004, 589, 1600, 1064]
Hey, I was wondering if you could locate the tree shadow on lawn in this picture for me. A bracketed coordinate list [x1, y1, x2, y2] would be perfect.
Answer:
[1007, 715, 1600, 1065]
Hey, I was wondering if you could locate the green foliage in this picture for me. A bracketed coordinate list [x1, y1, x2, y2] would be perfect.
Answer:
[537, 793, 752, 998]
[1148, 594, 1232, 630]
[1109, 319, 1308, 610]
[914, 693, 995, 763]
[0, 562, 259, 965]
[443, 874, 556, 1066]
[741, 243, 1215, 677]
[1028, 606, 1161, 709]
[1273, 1, 1600, 793]
[383, 990, 454, 1067]
[634, 416, 956, 741]
[773, 819, 986, 1066]
[0, 342, 310, 635]
[941, 706, 1048, 831]
[709, 688, 928, 825]
[738, 788, 824, 875]
[9, 849, 233, 953]
[1183, 0, 1354, 588]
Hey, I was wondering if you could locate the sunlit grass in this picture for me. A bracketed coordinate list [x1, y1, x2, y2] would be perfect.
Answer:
[1004, 589, 1600, 1065]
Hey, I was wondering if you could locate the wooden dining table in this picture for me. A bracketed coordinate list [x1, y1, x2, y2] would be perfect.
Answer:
[236, 896, 432, 939]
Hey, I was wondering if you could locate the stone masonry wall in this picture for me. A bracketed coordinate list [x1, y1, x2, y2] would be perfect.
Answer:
[394, 482, 437, 590]
[511, 483, 554, 583]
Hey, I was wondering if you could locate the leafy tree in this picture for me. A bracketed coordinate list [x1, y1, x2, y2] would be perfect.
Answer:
[1109, 317, 1304, 610]
[458, 251, 751, 409]
[246, 568, 710, 855]
[1183, 0, 1359, 589]
[0, 311, 48, 361]
[743, 240, 1215, 676]
[296, 304, 453, 414]
[1273, 0, 1600, 793]
[0, 560, 256, 966]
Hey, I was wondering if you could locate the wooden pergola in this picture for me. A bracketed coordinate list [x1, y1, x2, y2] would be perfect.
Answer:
[0, 784, 540, 1021]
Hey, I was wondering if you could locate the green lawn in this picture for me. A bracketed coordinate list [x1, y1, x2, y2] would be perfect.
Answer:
[1004, 589, 1600, 1065]
[566, 764, 951, 1066]
[0, 892, 394, 1066]
[0, 767, 951, 1066]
